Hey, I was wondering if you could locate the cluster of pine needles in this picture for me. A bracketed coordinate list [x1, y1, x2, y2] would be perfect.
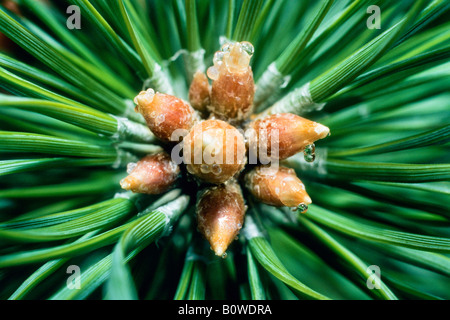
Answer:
[0, 0, 449, 300]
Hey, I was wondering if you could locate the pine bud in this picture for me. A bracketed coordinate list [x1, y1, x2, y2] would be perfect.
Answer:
[134, 89, 198, 142]
[188, 71, 211, 114]
[207, 41, 255, 122]
[244, 165, 311, 212]
[120, 151, 180, 194]
[246, 113, 330, 161]
[196, 181, 246, 257]
[183, 119, 246, 184]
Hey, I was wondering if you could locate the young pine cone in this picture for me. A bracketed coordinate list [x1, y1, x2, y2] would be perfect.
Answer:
[120, 151, 180, 194]
[124, 40, 330, 257]
[134, 89, 198, 142]
[206, 41, 255, 122]
[183, 119, 246, 184]
[196, 181, 246, 257]
[244, 165, 311, 212]
[246, 113, 330, 162]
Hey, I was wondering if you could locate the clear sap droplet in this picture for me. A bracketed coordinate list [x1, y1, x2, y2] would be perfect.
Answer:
[304, 153, 315, 163]
[304, 144, 315, 155]
[212, 164, 222, 175]
[186, 165, 194, 174]
[240, 41, 254, 56]
[237, 223, 242, 228]
[200, 164, 211, 173]
[298, 203, 308, 213]
[207, 66, 219, 81]
[119, 178, 130, 189]
[221, 252, 228, 259]
[213, 51, 225, 64]
[126, 162, 137, 174]
[221, 43, 232, 52]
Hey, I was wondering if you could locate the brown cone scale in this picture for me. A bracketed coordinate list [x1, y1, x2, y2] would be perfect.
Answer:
[134, 89, 198, 142]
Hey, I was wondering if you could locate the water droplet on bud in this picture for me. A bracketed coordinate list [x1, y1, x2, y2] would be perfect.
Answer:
[240, 41, 254, 56]
[221, 252, 228, 259]
[126, 162, 137, 174]
[304, 144, 315, 155]
[207, 66, 219, 81]
[212, 164, 222, 175]
[221, 43, 232, 52]
[304, 154, 315, 162]
[200, 164, 211, 174]
[213, 51, 225, 64]
[120, 178, 130, 189]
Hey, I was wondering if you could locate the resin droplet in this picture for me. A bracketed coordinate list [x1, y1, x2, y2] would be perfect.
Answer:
[240, 41, 254, 56]
[200, 164, 211, 174]
[244, 165, 312, 208]
[126, 162, 137, 174]
[183, 119, 246, 184]
[207, 41, 255, 122]
[304, 144, 315, 155]
[120, 151, 180, 194]
[298, 203, 308, 213]
[304, 154, 315, 163]
[134, 89, 198, 142]
[206, 66, 219, 81]
[196, 181, 246, 257]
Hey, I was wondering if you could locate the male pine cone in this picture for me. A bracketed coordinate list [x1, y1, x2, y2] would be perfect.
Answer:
[120, 41, 330, 256]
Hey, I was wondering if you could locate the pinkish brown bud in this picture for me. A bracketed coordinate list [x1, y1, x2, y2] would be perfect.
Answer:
[246, 113, 330, 161]
[244, 165, 311, 212]
[183, 119, 246, 184]
[120, 151, 180, 194]
[196, 181, 246, 256]
[134, 89, 198, 142]
[188, 71, 211, 114]
[206, 42, 255, 122]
